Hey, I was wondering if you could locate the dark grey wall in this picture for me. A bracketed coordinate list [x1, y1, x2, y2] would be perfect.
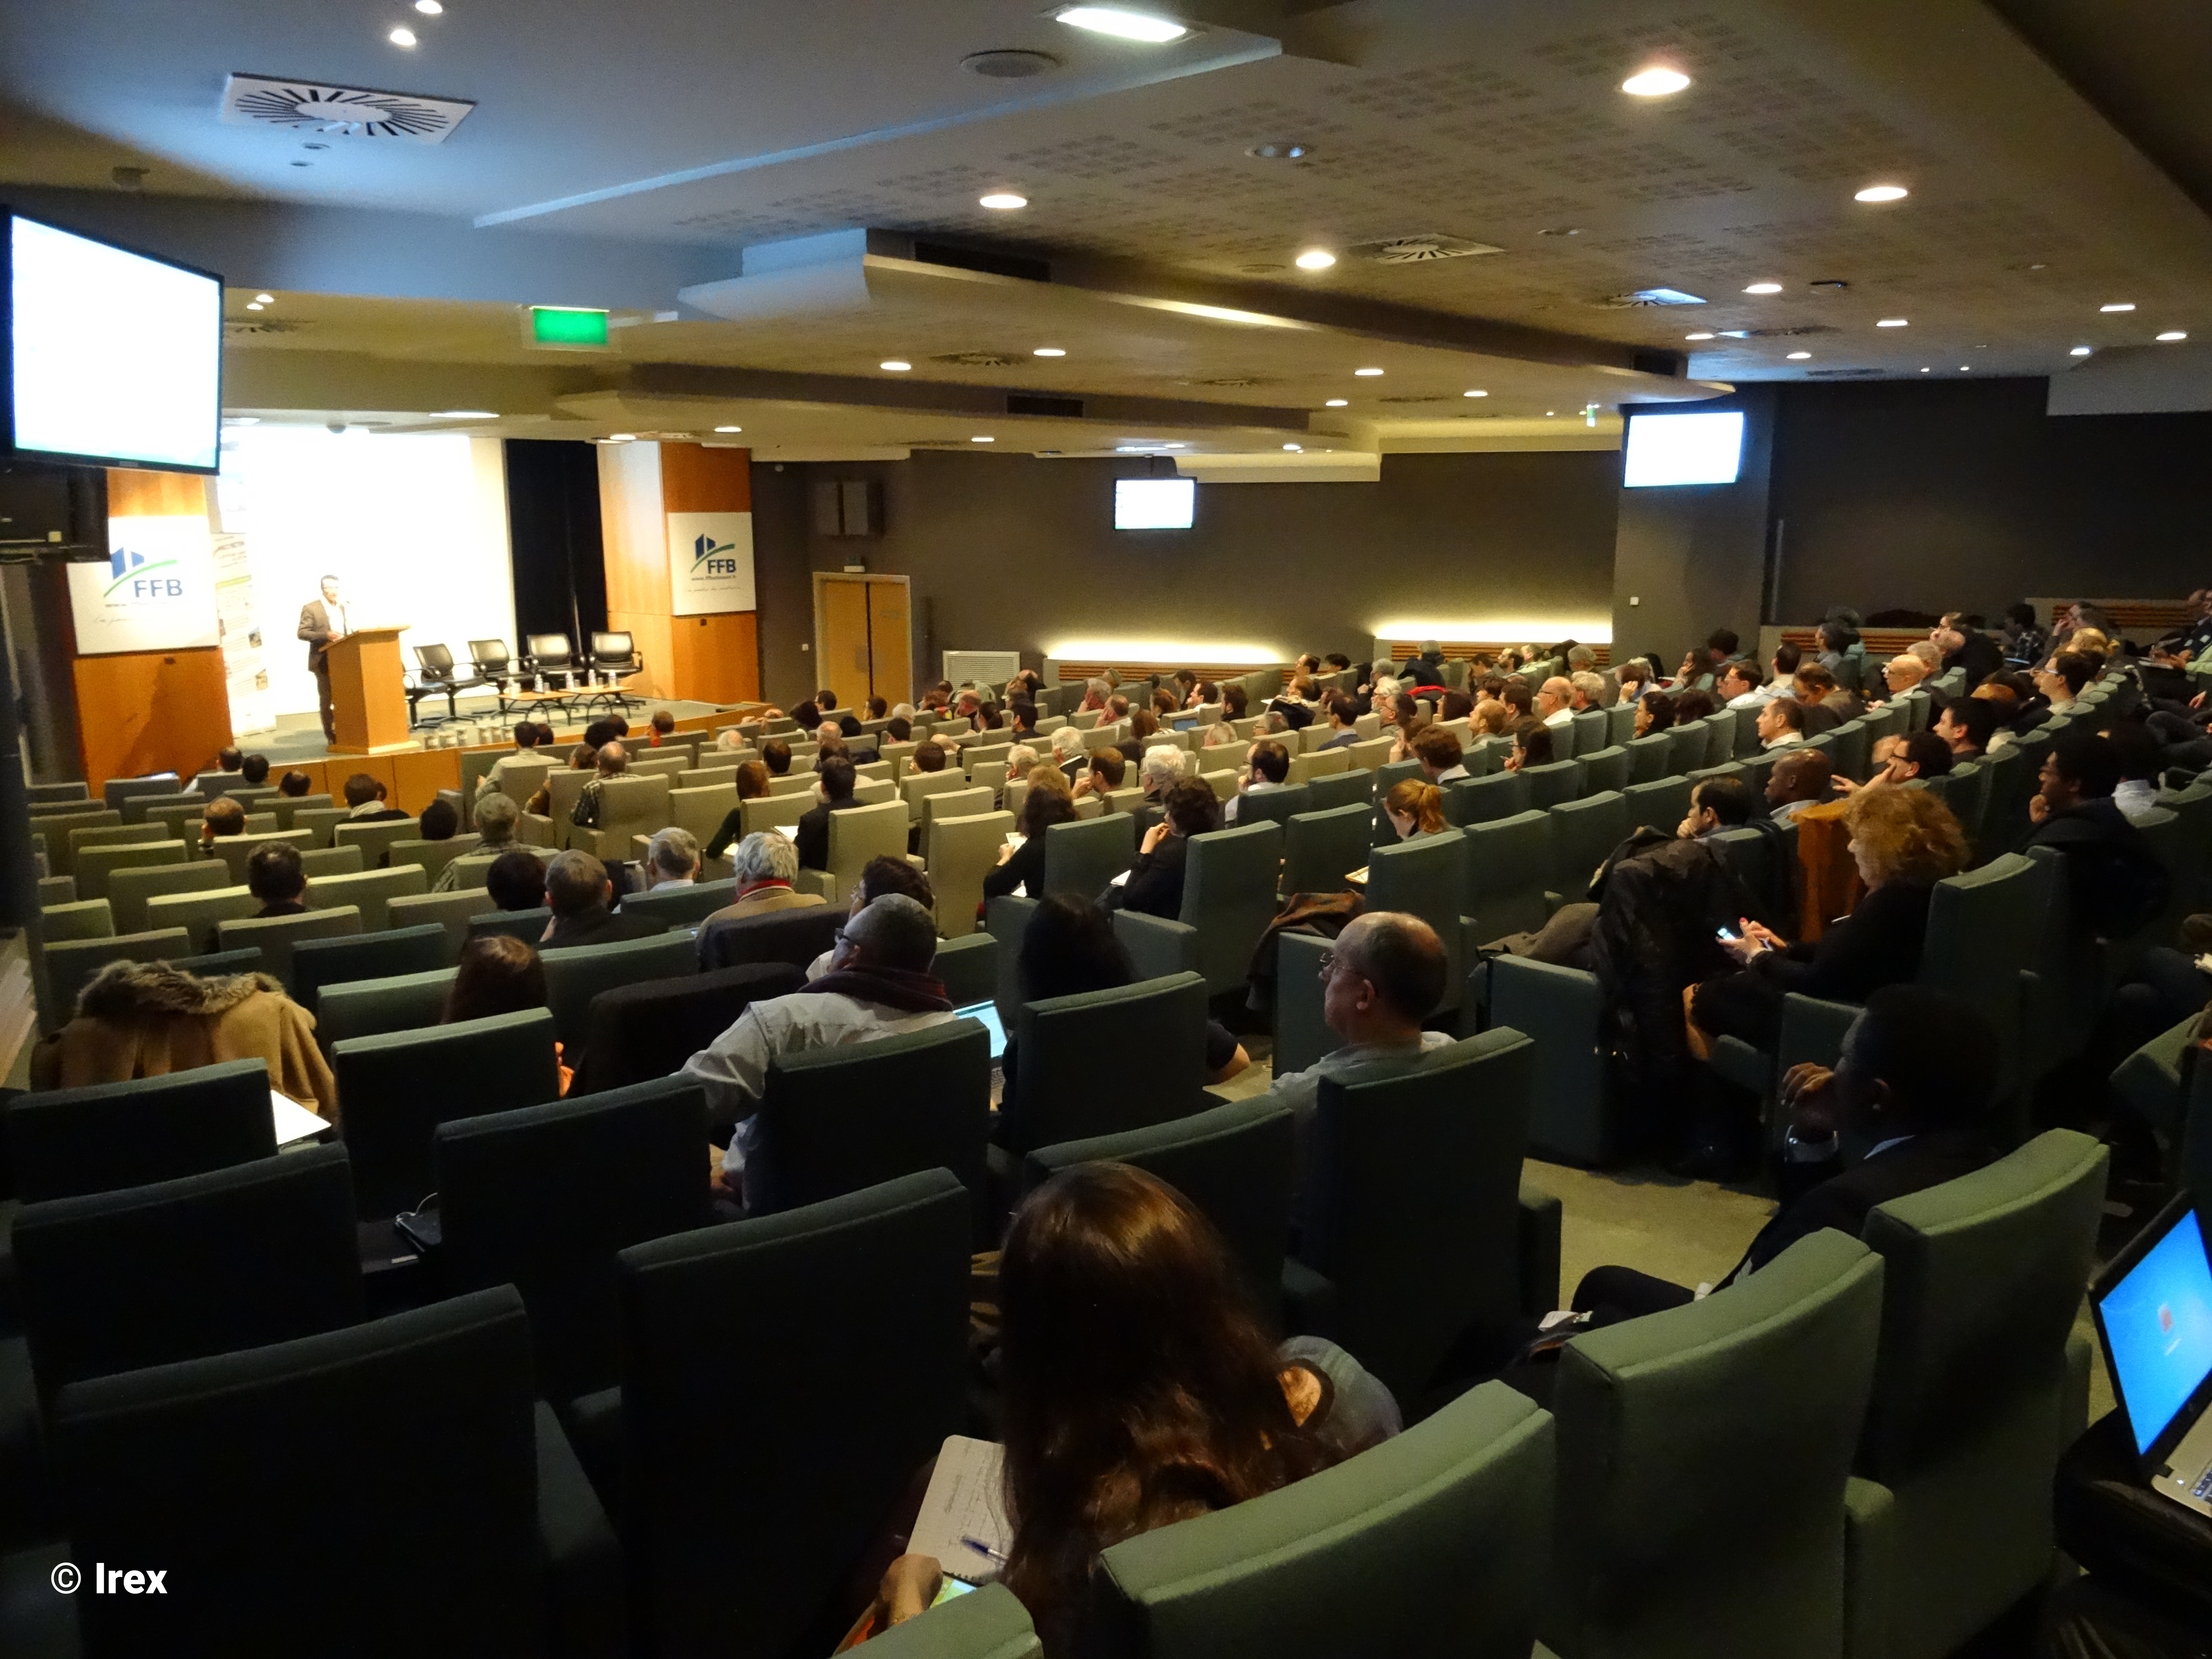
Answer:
[745, 448, 1622, 703]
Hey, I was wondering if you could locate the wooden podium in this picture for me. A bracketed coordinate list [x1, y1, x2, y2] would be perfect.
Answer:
[326, 626, 411, 755]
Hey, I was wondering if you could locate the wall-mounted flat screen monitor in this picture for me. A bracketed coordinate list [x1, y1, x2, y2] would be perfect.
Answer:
[1622, 410, 1745, 488]
[5, 210, 224, 474]
[1115, 476, 1195, 530]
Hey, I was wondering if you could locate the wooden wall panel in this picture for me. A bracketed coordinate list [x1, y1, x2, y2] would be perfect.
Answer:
[607, 609, 675, 705]
[73, 647, 232, 787]
[108, 470, 209, 517]
[598, 442, 669, 618]
[596, 441, 758, 704]
[661, 445, 753, 514]
[669, 611, 760, 704]
[392, 749, 462, 815]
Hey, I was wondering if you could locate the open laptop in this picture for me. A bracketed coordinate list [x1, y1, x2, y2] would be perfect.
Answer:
[2090, 1193, 2212, 1518]
[953, 999, 1008, 1062]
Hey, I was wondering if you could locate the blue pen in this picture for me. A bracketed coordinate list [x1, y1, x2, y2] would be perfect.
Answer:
[961, 1535, 1010, 1564]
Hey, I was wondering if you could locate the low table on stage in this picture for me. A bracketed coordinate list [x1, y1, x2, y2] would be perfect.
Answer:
[328, 626, 412, 755]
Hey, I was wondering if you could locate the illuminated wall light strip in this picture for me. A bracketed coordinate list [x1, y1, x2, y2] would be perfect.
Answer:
[1046, 640, 1287, 665]
[1371, 619, 1615, 644]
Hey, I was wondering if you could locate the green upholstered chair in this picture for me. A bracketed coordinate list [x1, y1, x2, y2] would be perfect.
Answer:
[66, 822, 169, 862]
[1461, 809, 1554, 948]
[1269, 931, 1339, 1078]
[2108, 1009, 2197, 1153]
[287, 923, 450, 1013]
[1487, 955, 1615, 1167]
[303, 864, 430, 931]
[207, 829, 313, 886]
[143, 884, 259, 953]
[25, 782, 89, 805]
[793, 799, 909, 905]
[36, 899, 112, 943]
[1092, 1381, 1552, 1659]
[34, 874, 76, 907]
[1229, 782, 1312, 831]
[1546, 792, 1627, 908]
[749, 1019, 992, 1222]
[29, 810, 121, 876]
[1362, 828, 1468, 1013]
[314, 964, 460, 1055]
[1622, 732, 1673, 783]
[434, 1076, 713, 1404]
[267, 793, 335, 830]
[335, 1008, 564, 1219]
[864, 1585, 1039, 1659]
[931, 932, 997, 1007]
[1107, 910, 1198, 988]
[4, 1059, 279, 1204]
[73, 839, 186, 902]
[1571, 707, 1611, 757]
[1022, 1097, 1293, 1307]
[611, 1170, 971, 1658]
[1621, 774, 1691, 836]
[1578, 744, 1631, 796]
[1304, 768, 1373, 812]
[1545, 716, 1579, 763]
[330, 816, 423, 870]
[1711, 819, 1798, 922]
[1289, 1028, 1539, 1403]
[1519, 759, 1581, 810]
[1663, 723, 1711, 775]
[1842, 1129, 2108, 1659]
[1828, 719, 1871, 784]
[105, 859, 230, 935]
[288, 805, 349, 848]
[1368, 759, 1423, 841]
[382, 833, 482, 885]
[1915, 852, 2053, 1111]
[384, 887, 500, 957]
[1445, 770, 1533, 828]
[1281, 803, 1371, 895]
[540, 931, 692, 1055]
[1700, 710, 1740, 766]
[1001, 972, 1211, 1157]
[117, 788, 202, 826]
[926, 809, 1014, 937]
[1042, 811, 1138, 901]
[41, 928, 193, 1012]
[1545, 1229, 1886, 1659]
[569, 774, 674, 862]
[1179, 821, 1283, 997]
[297, 842, 367, 879]
[215, 907, 364, 989]
[618, 879, 739, 931]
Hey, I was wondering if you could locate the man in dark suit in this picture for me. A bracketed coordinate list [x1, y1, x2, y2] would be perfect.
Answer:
[2025, 733, 2169, 938]
[792, 753, 865, 873]
[297, 574, 350, 744]
[540, 850, 667, 948]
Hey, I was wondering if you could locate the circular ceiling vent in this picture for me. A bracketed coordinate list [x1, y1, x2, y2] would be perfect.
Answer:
[219, 74, 474, 143]
[933, 351, 1028, 368]
[962, 49, 1060, 78]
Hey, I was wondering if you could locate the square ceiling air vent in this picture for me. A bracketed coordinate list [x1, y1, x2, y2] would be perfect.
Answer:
[221, 74, 475, 142]
[1347, 233, 1504, 264]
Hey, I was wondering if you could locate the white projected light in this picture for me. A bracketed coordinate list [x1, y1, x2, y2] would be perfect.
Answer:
[9, 215, 223, 472]
[1622, 411, 1746, 488]
[1114, 477, 1195, 530]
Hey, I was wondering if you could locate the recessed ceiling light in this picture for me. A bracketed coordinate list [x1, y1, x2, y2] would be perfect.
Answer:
[714, 425, 743, 433]
[1055, 6, 1190, 43]
[1959, 365, 1971, 371]
[1919, 366, 1930, 372]
[1546, 411, 1556, 417]
[1032, 346, 1066, 357]
[1786, 350, 1812, 360]
[1744, 282, 1783, 294]
[606, 433, 635, 442]
[1463, 389, 1487, 397]
[978, 192, 1027, 210]
[971, 435, 995, 443]
[1246, 142, 1311, 161]
[388, 26, 418, 47]
[1294, 249, 1336, 271]
[2157, 330, 2189, 342]
[1621, 65, 1691, 97]
[413, 0, 442, 12]
[1854, 184, 1908, 202]
[1283, 443, 1303, 452]
[254, 292, 274, 305]
[1877, 317, 1908, 327]
[879, 360, 912, 372]
[2099, 302, 2134, 312]
[1685, 331, 1715, 341]
[1537, 226, 1584, 237]
[1324, 398, 1348, 407]
[1353, 367, 1384, 377]
[2069, 346, 2092, 356]
[244, 301, 264, 311]
[433, 409, 497, 419]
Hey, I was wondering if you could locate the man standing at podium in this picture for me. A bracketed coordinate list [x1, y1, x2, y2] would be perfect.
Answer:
[297, 574, 351, 744]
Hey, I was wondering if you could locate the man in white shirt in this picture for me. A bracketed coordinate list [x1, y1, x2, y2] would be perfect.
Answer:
[1758, 697, 1808, 750]
[686, 893, 955, 1206]
[1223, 739, 1292, 824]
[1720, 661, 1767, 710]
[1537, 676, 1576, 728]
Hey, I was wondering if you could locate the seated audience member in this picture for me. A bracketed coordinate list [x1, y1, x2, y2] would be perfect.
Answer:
[1317, 693, 1362, 749]
[1149, 688, 1178, 719]
[418, 797, 460, 842]
[1906, 639, 1943, 677]
[199, 796, 246, 850]
[788, 700, 823, 733]
[1934, 696, 1998, 762]
[866, 695, 890, 722]
[1076, 677, 1110, 715]
[1817, 620, 1866, 697]
[1254, 710, 1290, 739]
[647, 708, 678, 746]
[1047, 724, 1088, 779]
[1471, 698, 1512, 736]
[1875, 651, 1935, 709]
[1790, 663, 1849, 734]
[1757, 696, 1807, 749]
[987, 768, 1079, 900]
[685, 893, 954, 1201]
[1766, 748, 1834, 820]
[814, 728, 850, 766]
[434, 793, 519, 891]
[239, 753, 271, 787]
[1223, 739, 1291, 824]
[1263, 913, 1452, 1208]
[541, 849, 664, 948]
[1718, 660, 1764, 709]
[885, 715, 912, 744]
[807, 855, 937, 975]
[1672, 687, 1718, 723]
[1222, 684, 1249, 719]
[1568, 671, 1605, 712]
[247, 842, 308, 917]
[579, 717, 626, 752]
[2001, 601, 2049, 666]
[1837, 731, 1953, 794]
[908, 742, 947, 777]
[485, 848, 550, 914]
[760, 739, 794, 777]
[702, 831, 827, 925]
[1199, 720, 1244, 758]
[1071, 746, 1125, 802]
[1108, 778, 1217, 918]
[1267, 677, 1318, 731]
[714, 726, 749, 755]
[1188, 679, 1220, 710]
[1412, 723, 1467, 783]
[701, 763, 774, 861]
[1635, 689, 1676, 736]
[1938, 622, 2004, 689]
[2025, 734, 2169, 934]
[1504, 718, 1554, 771]
[1003, 744, 1040, 785]
[1689, 786, 1967, 1054]
[436, 934, 567, 1090]
[1436, 689, 1475, 722]
[344, 772, 408, 822]
[1615, 659, 1651, 704]
[2106, 722, 2163, 822]
[1535, 987, 1999, 1341]
[1535, 676, 1575, 728]
[643, 827, 701, 889]
[1136, 746, 1184, 809]
[32, 954, 338, 1119]
[1323, 652, 1353, 675]
[794, 754, 862, 872]
[1115, 709, 1159, 763]
[524, 743, 594, 815]
[1383, 779, 1447, 843]
[277, 769, 314, 798]
[216, 745, 245, 774]
[570, 739, 628, 829]
[2034, 652, 2095, 713]
[874, 1163, 1397, 1645]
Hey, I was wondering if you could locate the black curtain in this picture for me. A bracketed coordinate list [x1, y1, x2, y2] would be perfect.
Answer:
[503, 440, 608, 650]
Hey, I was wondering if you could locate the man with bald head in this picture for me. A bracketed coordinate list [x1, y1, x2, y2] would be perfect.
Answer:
[1536, 676, 1577, 729]
[1766, 747, 1834, 821]
[1876, 652, 1947, 718]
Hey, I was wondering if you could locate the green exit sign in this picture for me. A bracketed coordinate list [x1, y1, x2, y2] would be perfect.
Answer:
[529, 306, 609, 348]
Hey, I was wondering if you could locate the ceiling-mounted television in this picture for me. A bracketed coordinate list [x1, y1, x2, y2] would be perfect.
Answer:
[4, 209, 224, 474]
[1115, 476, 1194, 530]
[1622, 409, 1745, 488]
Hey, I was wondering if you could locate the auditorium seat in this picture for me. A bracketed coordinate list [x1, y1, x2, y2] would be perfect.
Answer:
[572, 962, 804, 1099]
[1362, 830, 1467, 1015]
[215, 906, 364, 987]
[1039, 811, 1135, 901]
[384, 887, 499, 955]
[315, 965, 459, 1056]
[795, 799, 907, 904]
[1281, 802, 1371, 895]
[740, 792, 812, 837]
[5, 1060, 278, 1205]
[303, 863, 429, 931]
[1622, 774, 1691, 836]
[1543, 1230, 1884, 1659]
[1304, 767, 1373, 812]
[619, 877, 739, 929]
[695, 901, 841, 975]
[41, 929, 193, 1010]
[288, 805, 348, 847]
[1519, 759, 1582, 810]
[35, 899, 111, 943]
[287, 924, 449, 1013]
[72, 839, 184, 903]
[864, 1585, 1040, 1659]
[569, 774, 671, 861]
[930, 931, 997, 1007]
[998, 973, 1211, 1160]
[541, 932, 692, 1055]
[382, 832, 482, 885]
[1547, 792, 1628, 907]
[29, 810, 120, 875]
[1445, 770, 1532, 828]
[1092, 1381, 1551, 1659]
[332, 817, 422, 870]
[206, 828, 313, 886]
[1179, 821, 1282, 996]
[267, 792, 334, 830]
[923, 809, 1011, 936]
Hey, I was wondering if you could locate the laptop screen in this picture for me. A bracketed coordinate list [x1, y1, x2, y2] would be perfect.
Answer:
[2098, 1205, 2212, 1455]
[1172, 717, 1199, 732]
[954, 999, 1008, 1061]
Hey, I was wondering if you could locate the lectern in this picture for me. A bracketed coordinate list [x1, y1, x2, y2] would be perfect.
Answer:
[326, 626, 411, 754]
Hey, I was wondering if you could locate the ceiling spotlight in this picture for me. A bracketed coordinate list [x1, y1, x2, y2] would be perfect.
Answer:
[2100, 302, 2135, 312]
[2069, 346, 2092, 357]
[1959, 365, 1971, 371]
[714, 425, 743, 433]
[879, 360, 912, 372]
[1685, 331, 1715, 341]
[1246, 142, 1310, 161]
[414, 0, 442, 12]
[433, 409, 497, 419]
[606, 433, 635, 442]
[2157, 330, 2189, 342]
[1877, 317, 1908, 327]
[978, 192, 1027, 210]
[254, 292, 274, 305]
[244, 301, 264, 311]
[1786, 350, 1812, 360]
[388, 26, 418, 47]
[1294, 249, 1337, 271]
[1032, 346, 1066, 357]
[1353, 367, 1384, 377]
[1743, 282, 1783, 294]
[1854, 184, 1908, 202]
[1920, 366, 1930, 372]
[1621, 65, 1691, 97]
[1283, 443, 1303, 451]
[971, 435, 995, 443]
[1324, 398, 1349, 407]
[1054, 6, 1190, 43]
[1463, 389, 1488, 398]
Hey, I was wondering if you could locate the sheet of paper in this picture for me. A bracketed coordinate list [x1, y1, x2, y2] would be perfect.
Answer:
[270, 1089, 331, 1146]
[1109, 867, 1131, 887]
[908, 1435, 1010, 1584]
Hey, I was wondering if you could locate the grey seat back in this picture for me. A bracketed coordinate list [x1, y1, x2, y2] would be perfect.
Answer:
[1041, 812, 1136, 901]
[1178, 821, 1283, 995]
[1004, 973, 1210, 1154]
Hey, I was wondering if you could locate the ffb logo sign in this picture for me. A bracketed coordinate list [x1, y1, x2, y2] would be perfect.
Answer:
[666, 511, 755, 617]
[691, 533, 741, 579]
[68, 514, 220, 655]
[106, 545, 186, 600]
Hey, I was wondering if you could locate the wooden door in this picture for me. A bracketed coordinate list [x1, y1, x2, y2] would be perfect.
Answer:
[864, 578, 911, 704]
[815, 576, 871, 710]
